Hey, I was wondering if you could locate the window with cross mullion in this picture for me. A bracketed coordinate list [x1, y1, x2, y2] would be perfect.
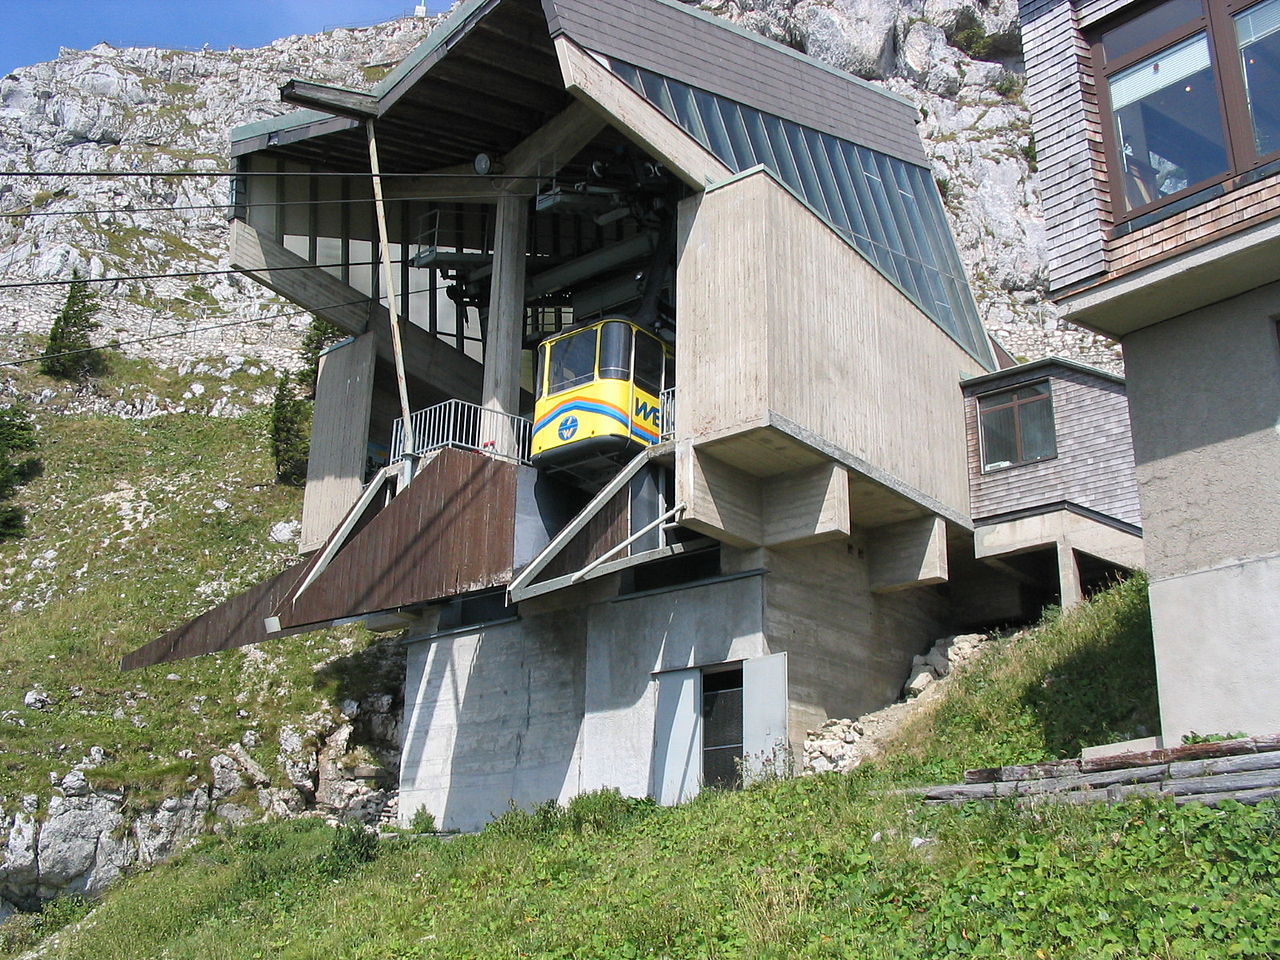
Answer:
[978, 382, 1057, 472]
[1093, 0, 1280, 219]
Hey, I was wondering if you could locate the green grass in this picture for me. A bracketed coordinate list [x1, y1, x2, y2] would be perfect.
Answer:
[11, 577, 1274, 960]
[0, 363, 374, 806]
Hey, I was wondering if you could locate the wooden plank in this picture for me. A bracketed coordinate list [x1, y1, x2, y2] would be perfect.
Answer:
[280, 80, 379, 119]
[274, 447, 517, 630]
[120, 562, 310, 670]
[1166, 769, 1280, 797]
[1174, 785, 1280, 807]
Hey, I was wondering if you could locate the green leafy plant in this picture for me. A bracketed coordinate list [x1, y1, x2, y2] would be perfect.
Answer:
[993, 70, 1025, 100]
[40, 272, 107, 382]
[407, 807, 437, 834]
[1182, 731, 1249, 745]
[297, 318, 348, 397]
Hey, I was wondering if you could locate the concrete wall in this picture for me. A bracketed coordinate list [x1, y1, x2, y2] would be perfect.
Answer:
[400, 575, 767, 831]
[676, 170, 986, 521]
[1122, 281, 1280, 740]
[1150, 555, 1280, 740]
[762, 537, 949, 738]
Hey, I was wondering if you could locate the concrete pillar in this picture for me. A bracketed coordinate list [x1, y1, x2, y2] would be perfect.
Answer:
[1056, 541, 1084, 609]
[480, 194, 528, 459]
[482, 194, 528, 417]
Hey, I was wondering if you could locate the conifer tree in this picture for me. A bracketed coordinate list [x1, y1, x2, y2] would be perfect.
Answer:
[0, 406, 40, 542]
[40, 272, 105, 381]
[270, 372, 311, 487]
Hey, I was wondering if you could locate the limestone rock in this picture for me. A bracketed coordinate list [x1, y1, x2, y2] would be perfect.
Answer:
[906, 667, 935, 697]
[36, 793, 129, 896]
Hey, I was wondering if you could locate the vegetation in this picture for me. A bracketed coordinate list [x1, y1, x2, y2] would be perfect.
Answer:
[10, 575, 1274, 960]
[0, 405, 40, 541]
[270, 372, 311, 486]
[0, 358, 372, 805]
[298, 318, 348, 397]
[40, 273, 107, 382]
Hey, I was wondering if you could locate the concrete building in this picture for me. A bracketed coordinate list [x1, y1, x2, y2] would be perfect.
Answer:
[1019, 0, 1280, 740]
[126, 0, 1143, 829]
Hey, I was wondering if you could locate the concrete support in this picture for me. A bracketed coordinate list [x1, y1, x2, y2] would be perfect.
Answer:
[1056, 541, 1084, 609]
[761, 462, 851, 547]
[482, 194, 529, 418]
[677, 442, 761, 548]
[301, 333, 376, 553]
[480, 194, 529, 458]
[868, 516, 949, 593]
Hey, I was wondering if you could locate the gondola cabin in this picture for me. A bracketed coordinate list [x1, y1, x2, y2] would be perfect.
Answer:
[531, 317, 673, 485]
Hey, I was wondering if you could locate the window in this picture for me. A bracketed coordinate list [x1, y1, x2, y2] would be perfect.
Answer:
[546, 326, 597, 395]
[978, 382, 1057, 470]
[701, 667, 743, 789]
[1094, 0, 1280, 218]
[599, 321, 632, 380]
[633, 331, 665, 396]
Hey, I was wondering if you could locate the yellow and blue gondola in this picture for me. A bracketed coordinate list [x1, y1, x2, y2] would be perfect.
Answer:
[531, 317, 673, 476]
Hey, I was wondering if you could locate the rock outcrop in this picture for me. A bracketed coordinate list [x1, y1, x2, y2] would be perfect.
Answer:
[1, 2, 1120, 374]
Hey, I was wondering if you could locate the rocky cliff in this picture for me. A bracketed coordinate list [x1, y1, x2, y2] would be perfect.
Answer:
[1, 1, 1120, 376]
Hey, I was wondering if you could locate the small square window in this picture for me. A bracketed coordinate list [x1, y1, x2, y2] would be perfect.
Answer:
[978, 381, 1057, 471]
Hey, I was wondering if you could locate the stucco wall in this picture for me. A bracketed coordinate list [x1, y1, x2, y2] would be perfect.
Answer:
[1123, 282, 1280, 580]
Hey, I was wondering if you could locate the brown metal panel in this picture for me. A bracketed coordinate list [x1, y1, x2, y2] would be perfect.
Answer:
[538, 486, 630, 582]
[119, 561, 311, 671]
[275, 447, 518, 630]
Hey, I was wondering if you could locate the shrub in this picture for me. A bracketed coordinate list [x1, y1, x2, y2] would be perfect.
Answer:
[269, 372, 310, 486]
[993, 70, 1025, 100]
[408, 807, 437, 834]
[40, 272, 106, 382]
[0, 405, 40, 542]
[318, 824, 379, 878]
[298, 318, 348, 398]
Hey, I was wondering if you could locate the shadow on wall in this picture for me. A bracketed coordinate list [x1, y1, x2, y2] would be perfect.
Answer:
[400, 612, 588, 832]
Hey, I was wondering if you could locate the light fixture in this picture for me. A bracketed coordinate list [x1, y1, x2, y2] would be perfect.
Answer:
[474, 152, 505, 176]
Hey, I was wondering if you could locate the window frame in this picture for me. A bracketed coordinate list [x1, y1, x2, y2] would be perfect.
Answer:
[976, 380, 1058, 473]
[1091, 0, 1280, 224]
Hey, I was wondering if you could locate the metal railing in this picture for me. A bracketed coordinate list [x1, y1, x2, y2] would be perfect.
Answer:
[390, 398, 532, 465]
[659, 386, 676, 442]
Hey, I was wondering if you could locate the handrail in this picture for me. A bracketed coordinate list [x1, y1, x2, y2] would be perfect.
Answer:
[569, 502, 686, 583]
[391, 398, 532, 465]
[507, 446, 654, 602]
[659, 386, 676, 441]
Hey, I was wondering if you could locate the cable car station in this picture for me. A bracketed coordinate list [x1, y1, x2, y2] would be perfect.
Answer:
[123, 0, 1146, 830]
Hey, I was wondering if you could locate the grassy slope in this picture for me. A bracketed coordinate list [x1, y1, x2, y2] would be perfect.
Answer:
[0, 358, 373, 805]
[12, 579, 1280, 960]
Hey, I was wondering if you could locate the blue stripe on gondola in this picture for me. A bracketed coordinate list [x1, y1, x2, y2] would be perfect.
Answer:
[630, 422, 659, 444]
[535, 400, 631, 434]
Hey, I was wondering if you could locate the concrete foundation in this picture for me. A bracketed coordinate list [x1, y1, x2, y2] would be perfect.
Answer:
[1150, 553, 1280, 741]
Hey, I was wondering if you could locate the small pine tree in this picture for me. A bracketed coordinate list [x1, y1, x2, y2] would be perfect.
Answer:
[297, 318, 347, 398]
[0, 406, 40, 542]
[270, 372, 311, 486]
[40, 272, 105, 382]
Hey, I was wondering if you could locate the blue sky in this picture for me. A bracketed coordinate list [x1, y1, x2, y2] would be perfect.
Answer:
[0, 0, 453, 75]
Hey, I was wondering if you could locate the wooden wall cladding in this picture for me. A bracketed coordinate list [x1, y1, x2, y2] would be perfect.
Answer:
[536, 485, 629, 583]
[122, 447, 518, 670]
[276, 447, 517, 630]
[120, 561, 310, 671]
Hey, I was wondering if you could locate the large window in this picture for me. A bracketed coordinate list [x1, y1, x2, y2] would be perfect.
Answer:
[1095, 0, 1280, 218]
[978, 382, 1057, 471]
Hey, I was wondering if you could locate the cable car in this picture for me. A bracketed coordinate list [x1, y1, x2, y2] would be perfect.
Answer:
[531, 317, 674, 484]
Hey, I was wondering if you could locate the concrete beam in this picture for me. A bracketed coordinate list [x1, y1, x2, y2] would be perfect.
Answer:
[555, 36, 731, 190]
[229, 220, 483, 403]
[761, 462, 851, 547]
[676, 441, 762, 548]
[301, 333, 377, 553]
[868, 515, 949, 593]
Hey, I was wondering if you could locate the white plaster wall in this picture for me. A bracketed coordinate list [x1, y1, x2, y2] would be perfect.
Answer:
[1151, 554, 1280, 741]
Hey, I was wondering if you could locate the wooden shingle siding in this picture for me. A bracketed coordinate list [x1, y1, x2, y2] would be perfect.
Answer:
[965, 367, 1141, 527]
[1104, 173, 1280, 275]
[544, 0, 929, 167]
[1020, 0, 1112, 293]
